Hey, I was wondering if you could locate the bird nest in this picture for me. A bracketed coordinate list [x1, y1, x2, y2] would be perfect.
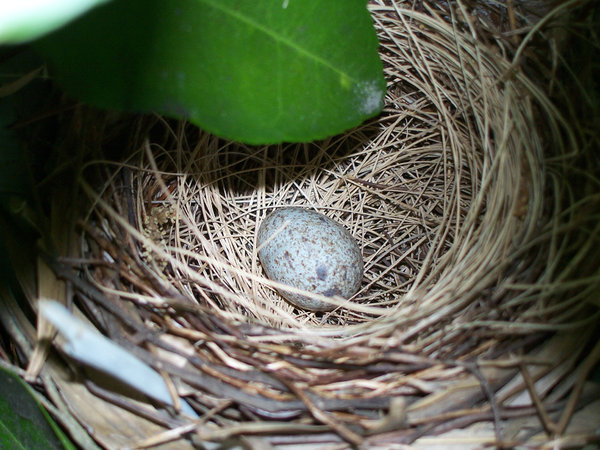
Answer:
[6, 0, 600, 449]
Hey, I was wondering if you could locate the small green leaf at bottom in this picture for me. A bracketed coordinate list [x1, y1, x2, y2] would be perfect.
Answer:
[0, 367, 74, 449]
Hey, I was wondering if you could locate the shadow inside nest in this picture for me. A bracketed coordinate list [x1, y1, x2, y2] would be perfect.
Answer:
[145, 115, 383, 195]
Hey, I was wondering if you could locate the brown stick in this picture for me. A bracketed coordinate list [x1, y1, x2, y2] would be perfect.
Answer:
[284, 381, 363, 447]
[520, 361, 556, 434]
[555, 339, 600, 435]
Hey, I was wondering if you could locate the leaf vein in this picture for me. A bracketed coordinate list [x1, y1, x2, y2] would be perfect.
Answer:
[199, 0, 356, 82]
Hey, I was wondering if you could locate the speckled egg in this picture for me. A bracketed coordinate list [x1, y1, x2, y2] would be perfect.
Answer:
[257, 207, 363, 311]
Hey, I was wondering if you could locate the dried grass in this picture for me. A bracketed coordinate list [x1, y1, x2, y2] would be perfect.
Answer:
[4, 0, 600, 448]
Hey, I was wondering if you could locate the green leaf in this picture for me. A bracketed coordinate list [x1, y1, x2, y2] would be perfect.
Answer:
[0, 367, 74, 449]
[34, 0, 385, 144]
[0, 0, 113, 44]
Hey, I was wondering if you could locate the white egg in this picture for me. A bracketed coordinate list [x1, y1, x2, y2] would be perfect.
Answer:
[257, 207, 363, 311]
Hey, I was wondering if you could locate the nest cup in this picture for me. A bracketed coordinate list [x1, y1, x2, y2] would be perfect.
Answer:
[99, 8, 546, 332]
[13, 1, 599, 448]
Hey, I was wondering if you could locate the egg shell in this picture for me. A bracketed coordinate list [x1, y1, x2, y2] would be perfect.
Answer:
[257, 207, 363, 311]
